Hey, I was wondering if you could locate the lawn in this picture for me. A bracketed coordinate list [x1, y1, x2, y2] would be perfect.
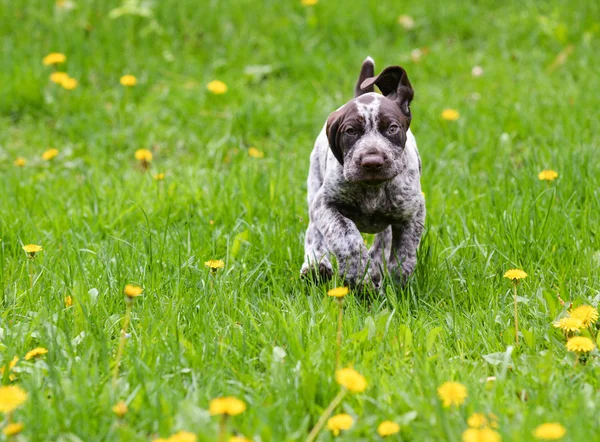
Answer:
[1, 0, 600, 441]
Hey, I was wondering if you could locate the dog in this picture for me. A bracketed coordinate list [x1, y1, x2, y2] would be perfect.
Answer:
[300, 57, 425, 288]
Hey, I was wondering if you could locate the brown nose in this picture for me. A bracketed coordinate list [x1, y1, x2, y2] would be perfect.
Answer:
[360, 155, 386, 170]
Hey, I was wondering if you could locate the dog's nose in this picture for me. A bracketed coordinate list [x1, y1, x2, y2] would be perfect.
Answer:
[360, 155, 386, 170]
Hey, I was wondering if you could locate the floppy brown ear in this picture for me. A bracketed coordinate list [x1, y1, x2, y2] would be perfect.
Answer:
[326, 110, 344, 165]
[360, 66, 414, 121]
[354, 56, 375, 97]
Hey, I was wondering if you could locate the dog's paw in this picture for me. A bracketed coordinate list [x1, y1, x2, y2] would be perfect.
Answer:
[300, 258, 333, 282]
[341, 257, 381, 290]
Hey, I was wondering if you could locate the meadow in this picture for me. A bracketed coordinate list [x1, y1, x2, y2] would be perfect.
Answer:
[1, 0, 600, 441]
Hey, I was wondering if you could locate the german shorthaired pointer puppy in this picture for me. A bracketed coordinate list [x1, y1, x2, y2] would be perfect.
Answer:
[301, 57, 425, 288]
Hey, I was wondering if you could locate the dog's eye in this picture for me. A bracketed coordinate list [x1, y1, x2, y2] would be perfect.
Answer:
[345, 127, 357, 136]
[388, 124, 400, 135]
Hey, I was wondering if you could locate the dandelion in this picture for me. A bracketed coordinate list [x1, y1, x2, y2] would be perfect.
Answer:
[569, 305, 598, 327]
[248, 147, 265, 158]
[462, 428, 502, 442]
[553, 317, 583, 333]
[377, 421, 400, 437]
[3, 423, 24, 436]
[124, 284, 143, 298]
[112, 401, 128, 418]
[135, 149, 153, 170]
[153, 172, 165, 181]
[22, 244, 42, 258]
[468, 413, 488, 429]
[42, 52, 66, 65]
[437, 381, 468, 407]
[301, 0, 318, 6]
[538, 170, 558, 182]
[113, 285, 141, 387]
[209, 397, 246, 416]
[13, 157, 26, 167]
[327, 287, 349, 298]
[566, 336, 595, 353]
[42, 148, 59, 161]
[24, 347, 48, 361]
[397, 14, 415, 30]
[120, 75, 137, 87]
[169, 431, 197, 442]
[207, 80, 228, 95]
[504, 268, 527, 345]
[327, 413, 353, 437]
[328, 287, 349, 367]
[533, 423, 566, 440]
[65, 295, 73, 307]
[229, 436, 251, 442]
[441, 109, 460, 121]
[335, 368, 367, 393]
[0, 386, 27, 413]
[61, 77, 78, 90]
[0, 357, 19, 382]
[205, 259, 225, 273]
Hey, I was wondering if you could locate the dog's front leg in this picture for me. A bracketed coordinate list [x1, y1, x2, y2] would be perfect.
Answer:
[310, 194, 380, 288]
[389, 204, 425, 282]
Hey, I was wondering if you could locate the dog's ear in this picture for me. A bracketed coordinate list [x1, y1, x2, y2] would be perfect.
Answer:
[326, 110, 344, 165]
[360, 66, 414, 121]
[354, 57, 375, 97]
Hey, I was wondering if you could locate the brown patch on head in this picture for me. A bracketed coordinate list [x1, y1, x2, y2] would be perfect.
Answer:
[357, 94, 375, 105]
[326, 102, 366, 165]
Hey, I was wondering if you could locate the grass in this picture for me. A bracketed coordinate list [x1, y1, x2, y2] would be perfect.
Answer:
[1, 0, 600, 440]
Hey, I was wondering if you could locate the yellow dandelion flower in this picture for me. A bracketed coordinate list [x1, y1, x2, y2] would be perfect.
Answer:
[112, 400, 128, 417]
[50, 72, 69, 85]
[569, 305, 599, 327]
[248, 147, 265, 158]
[467, 413, 488, 429]
[437, 381, 468, 407]
[566, 336, 595, 353]
[552, 317, 583, 333]
[327, 287, 349, 298]
[61, 77, 78, 90]
[205, 259, 225, 272]
[120, 75, 137, 87]
[397, 14, 415, 30]
[43, 52, 66, 65]
[42, 148, 59, 161]
[14, 157, 27, 167]
[135, 149, 153, 162]
[326, 413, 353, 437]
[533, 422, 566, 440]
[1, 356, 19, 381]
[3, 423, 24, 436]
[153, 172, 165, 181]
[124, 284, 143, 298]
[169, 431, 197, 442]
[462, 428, 501, 442]
[301, 0, 318, 5]
[335, 367, 367, 393]
[377, 421, 400, 437]
[207, 80, 228, 95]
[0, 385, 28, 413]
[229, 437, 251, 442]
[503, 269, 527, 281]
[209, 396, 246, 416]
[538, 170, 558, 181]
[25, 347, 48, 361]
[65, 295, 73, 307]
[22, 244, 43, 257]
[441, 108, 460, 121]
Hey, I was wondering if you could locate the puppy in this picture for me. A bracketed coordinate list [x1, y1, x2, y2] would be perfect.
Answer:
[301, 57, 425, 288]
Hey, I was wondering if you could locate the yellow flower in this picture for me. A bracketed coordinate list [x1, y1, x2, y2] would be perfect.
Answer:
[13, 157, 26, 167]
[503, 269, 527, 281]
[437, 381, 468, 407]
[169, 431, 197, 442]
[569, 305, 599, 327]
[248, 147, 265, 158]
[205, 259, 225, 272]
[124, 284, 143, 298]
[120, 75, 137, 87]
[112, 400, 128, 417]
[207, 80, 228, 95]
[441, 108, 460, 121]
[533, 423, 566, 440]
[153, 173, 165, 181]
[43, 52, 66, 65]
[335, 367, 367, 393]
[65, 295, 73, 307]
[22, 244, 43, 257]
[566, 336, 595, 353]
[25, 347, 48, 361]
[3, 423, 24, 436]
[0, 356, 19, 382]
[327, 413, 353, 436]
[462, 428, 501, 442]
[0, 385, 28, 413]
[61, 77, 78, 90]
[301, 0, 318, 5]
[50, 72, 69, 84]
[327, 287, 349, 298]
[135, 149, 153, 163]
[538, 170, 558, 181]
[209, 396, 246, 416]
[397, 14, 415, 30]
[42, 148, 59, 161]
[467, 413, 488, 429]
[229, 437, 251, 442]
[552, 317, 583, 333]
[377, 421, 400, 437]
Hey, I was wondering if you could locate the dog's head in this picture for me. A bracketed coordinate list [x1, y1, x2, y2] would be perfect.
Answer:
[326, 58, 414, 185]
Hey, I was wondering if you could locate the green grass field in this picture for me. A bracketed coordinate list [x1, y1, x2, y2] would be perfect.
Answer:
[1, 0, 600, 440]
